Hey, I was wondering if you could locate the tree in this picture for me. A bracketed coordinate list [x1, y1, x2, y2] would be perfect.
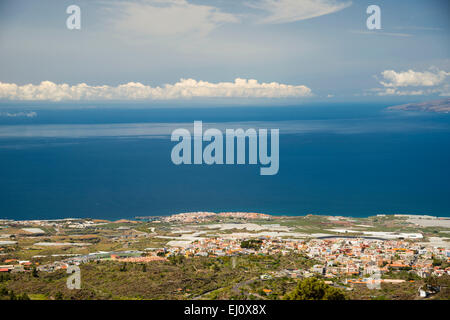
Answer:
[0, 287, 8, 296]
[240, 240, 262, 250]
[9, 290, 16, 300]
[322, 286, 347, 300]
[284, 277, 346, 300]
[0, 273, 10, 282]
[432, 258, 442, 267]
[54, 292, 64, 300]
[425, 276, 438, 287]
[209, 263, 220, 272]
[18, 293, 30, 300]
[169, 255, 185, 265]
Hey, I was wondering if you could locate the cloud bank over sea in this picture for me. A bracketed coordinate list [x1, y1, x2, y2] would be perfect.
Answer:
[0, 79, 312, 102]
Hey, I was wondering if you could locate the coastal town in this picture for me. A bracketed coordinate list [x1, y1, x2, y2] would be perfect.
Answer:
[1, 212, 449, 300]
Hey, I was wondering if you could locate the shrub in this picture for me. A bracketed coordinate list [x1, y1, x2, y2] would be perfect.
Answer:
[284, 277, 346, 300]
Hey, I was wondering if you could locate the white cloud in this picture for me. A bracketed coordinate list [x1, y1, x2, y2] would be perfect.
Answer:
[104, 0, 352, 39]
[0, 79, 312, 101]
[106, 0, 238, 38]
[0, 111, 37, 118]
[371, 87, 450, 97]
[369, 68, 450, 96]
[372, 88, 426, 96]
[438, 84, 450, 97]
[248, 0, 351, 24]
[379, 69, 449, 87]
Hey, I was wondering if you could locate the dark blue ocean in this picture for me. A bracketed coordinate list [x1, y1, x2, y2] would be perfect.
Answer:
[1, 103, 449, 220]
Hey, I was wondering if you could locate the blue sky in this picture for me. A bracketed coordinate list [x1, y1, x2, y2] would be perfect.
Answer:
[0, 0, 449, 103]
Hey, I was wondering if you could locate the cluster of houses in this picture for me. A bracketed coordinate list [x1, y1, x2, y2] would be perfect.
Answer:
[301, 238, 449, 279]
[34, 250, 151, 272]
[1, 217, 449, 286]
[156, 236, 450, 280]
[0, 259, 32, 273]
[163, 211, 272, 223]
[160, 237, 294, 257]
[1, 230, 449, 300]
[0, 218, 111, 231]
